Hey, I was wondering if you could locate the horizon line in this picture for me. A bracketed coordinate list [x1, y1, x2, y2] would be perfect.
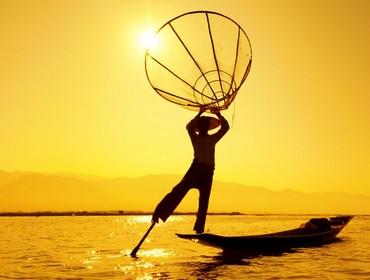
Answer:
[0, 211, 367, 217]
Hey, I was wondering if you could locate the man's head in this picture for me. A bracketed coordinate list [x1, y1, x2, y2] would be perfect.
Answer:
[197, 116, 210, 135]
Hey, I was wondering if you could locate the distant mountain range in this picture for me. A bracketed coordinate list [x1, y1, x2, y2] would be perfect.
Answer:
[1, 170, 369, 214]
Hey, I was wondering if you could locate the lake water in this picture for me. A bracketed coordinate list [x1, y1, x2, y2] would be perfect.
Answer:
[0, 215, 369, 279]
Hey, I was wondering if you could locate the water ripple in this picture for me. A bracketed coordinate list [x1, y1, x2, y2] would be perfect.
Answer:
[0, 215, 369, 279]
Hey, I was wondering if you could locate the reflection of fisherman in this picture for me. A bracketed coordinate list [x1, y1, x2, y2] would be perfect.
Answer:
[152, 107, 229, 233]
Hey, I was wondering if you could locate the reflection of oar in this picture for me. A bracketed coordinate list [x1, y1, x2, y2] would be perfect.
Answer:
[130, 222, 156, 257]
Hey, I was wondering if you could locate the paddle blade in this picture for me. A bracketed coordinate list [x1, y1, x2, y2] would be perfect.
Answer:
[130, 222, 156, 257]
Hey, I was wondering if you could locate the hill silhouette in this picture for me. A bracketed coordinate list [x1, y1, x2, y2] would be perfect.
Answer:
[1, 171, 369, 214]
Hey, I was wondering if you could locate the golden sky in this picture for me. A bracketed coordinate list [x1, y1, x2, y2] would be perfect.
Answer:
[1, 0, 369, 195]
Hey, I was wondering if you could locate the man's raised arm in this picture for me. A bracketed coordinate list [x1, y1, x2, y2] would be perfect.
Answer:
[213, 112, 229, 141]
[186, 107, 205, 136]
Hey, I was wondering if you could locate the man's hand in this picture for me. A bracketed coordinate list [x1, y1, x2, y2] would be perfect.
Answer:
[210, 107, 222, 117]
[152, 215, 159, 224]
[199, 106, 207, 114]
[196, 106, 206, 117]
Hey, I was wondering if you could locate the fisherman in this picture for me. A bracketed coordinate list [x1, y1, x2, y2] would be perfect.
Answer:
[152, 107, 229, 233]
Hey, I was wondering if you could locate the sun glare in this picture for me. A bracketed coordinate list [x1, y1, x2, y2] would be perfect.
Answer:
[140, 30, 159, 50]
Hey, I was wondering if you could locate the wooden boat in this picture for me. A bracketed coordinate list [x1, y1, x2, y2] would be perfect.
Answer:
[176, 216, 353, 254]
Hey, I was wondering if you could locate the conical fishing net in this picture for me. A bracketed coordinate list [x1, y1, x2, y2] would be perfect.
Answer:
[145, 11, 252, 111]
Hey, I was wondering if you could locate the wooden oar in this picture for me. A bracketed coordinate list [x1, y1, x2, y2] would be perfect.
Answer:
[130, 222, 156, 257]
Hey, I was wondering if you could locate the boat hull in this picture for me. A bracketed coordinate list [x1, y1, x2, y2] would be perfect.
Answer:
[176, 216, 353, 253]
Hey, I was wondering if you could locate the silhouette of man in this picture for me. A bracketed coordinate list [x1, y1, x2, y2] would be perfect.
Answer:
[152, 108, 229, 233]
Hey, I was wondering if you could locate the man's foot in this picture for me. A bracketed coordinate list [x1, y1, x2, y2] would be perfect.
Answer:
[151, 216, 159, 224]
[195, 230, 204, 234]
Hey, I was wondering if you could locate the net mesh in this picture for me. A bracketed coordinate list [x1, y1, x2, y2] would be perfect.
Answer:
[145, 11, 252, 111]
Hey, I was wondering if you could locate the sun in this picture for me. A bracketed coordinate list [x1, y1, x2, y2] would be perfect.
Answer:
[140, 30, 159, 50]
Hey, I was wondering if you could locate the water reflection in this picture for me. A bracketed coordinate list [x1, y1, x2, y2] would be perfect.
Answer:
[161, 239, 350, 279]
[138, 248, 176, 258]
[127, 216, 152, 224]
[122, 247, 175, 259]
[219, 247, 298, 261]
[159, 258, 247, 280]
[136, 273, 154, 280]
[0, 215, 365, 279]
[126, 215, 186, 225]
